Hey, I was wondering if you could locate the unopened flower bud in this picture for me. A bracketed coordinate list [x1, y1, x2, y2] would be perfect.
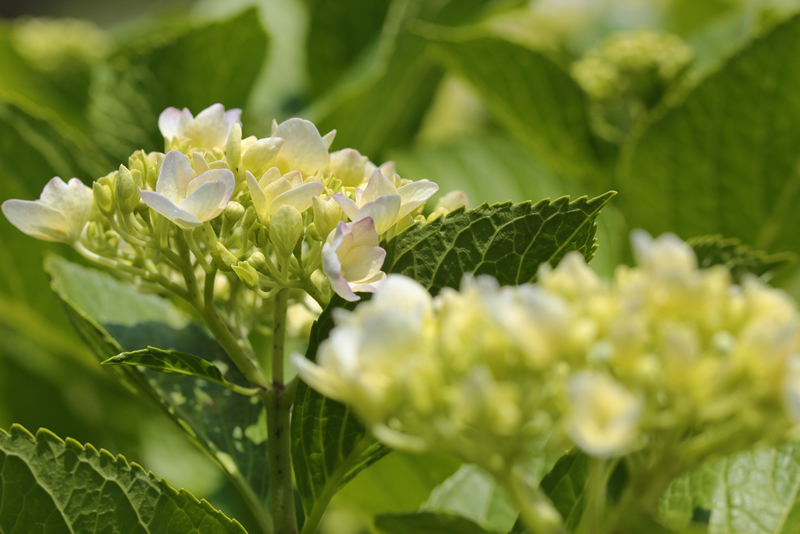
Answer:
[248, 251, 268, 273]
[312, 196, 342, 241]
[213, 243, 239, 271]
[116, 165, 138, 214]
[93, 182, 114, 216]
[306, 222, 321, 241]
[226, 122, 242, 175]
[225, 201, 245, 223]
[249, 223, 270, 248]
[232, 261, 260, 289]
[270, 205, 303, 258]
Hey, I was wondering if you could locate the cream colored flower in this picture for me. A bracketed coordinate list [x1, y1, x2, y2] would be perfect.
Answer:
[158, 104, 241, 151]
[2, 177, 92, 243]
[321, 218, 386, 302]
[245, 168, 323, 223]
[271, 118, 334, 176]
[139, 150, 235, 229]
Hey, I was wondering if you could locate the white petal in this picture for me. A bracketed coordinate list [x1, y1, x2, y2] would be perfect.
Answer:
[397, 181, 439, 219]
[354, 194, 401, 235]
[333, 193, 359, 220]
[348, 217, 379, 247]
[342, 245, 386, 282]
[224, 108, 242, 130]
[184, 104, 228, 149]
[264, 178, 292, 206]
[361, 169, 398, 204]
[186, 169, 235, 197]
[2, 199, 70, 242]
[156, 151, 197, 204]
[246, 171, 269, 221]
[40, 177, 93, 240]
[273, 118, 329, 175]
[158, 107, 187, 138]
[291, 354, 347, 400]
[323, 243, 360, 302]
[269, 181, 324, 215]
[271, 118, 278, 136]
[179, 179, 231, 222]
[283, 170, 303, 188]
[434, 190, 469, 211]
[349, 271, 387, 294]
[321, 129, 336, 149]
[327, 221, 349, 249]
[139, 189, 202, 228]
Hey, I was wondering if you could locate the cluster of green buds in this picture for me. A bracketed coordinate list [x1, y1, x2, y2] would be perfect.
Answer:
[294, 231, 800, 511]
[572, 30, 693, 140]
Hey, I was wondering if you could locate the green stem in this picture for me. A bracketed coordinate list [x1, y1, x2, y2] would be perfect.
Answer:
[502, 469, 565, 534]
[300, 435, 373, 534]
[581, 458, 606, 534]
[265, 288, 298, 534]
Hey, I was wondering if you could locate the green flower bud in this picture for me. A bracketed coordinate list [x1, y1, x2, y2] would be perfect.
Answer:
[312, 196, 342, 241]
[213, 243, 239, 271]
[232, 261, 259, 289]
[270, 205, 303, 259]
[116, 164, 139, 215]
[249, 223, 270, 248]
[226, 122, 242, 176]
[242, 206, 257, 230]
[306, 222, 321, 241]
[248, 251, 268, 273]
[92, 182, 114, 216]
[225, 201, 245, 223]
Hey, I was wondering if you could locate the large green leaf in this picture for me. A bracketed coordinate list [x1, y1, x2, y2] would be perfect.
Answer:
[707, 443, 800, 534]
[429, 36, 611, 181]
[618, 13, 800, 257]
[0, 424, 245, 533]
[689, 234, 795, 283]
[44, 256, 272, 533]
[103, 347, 262, 396]
[292, 193, 615, 522]
[421, 465, 517, 532]
[374, 512, 501, 534]
[89, 8, 269, 161]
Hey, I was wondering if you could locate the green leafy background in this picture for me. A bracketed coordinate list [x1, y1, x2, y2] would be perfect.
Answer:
[2, 0, 800, 533]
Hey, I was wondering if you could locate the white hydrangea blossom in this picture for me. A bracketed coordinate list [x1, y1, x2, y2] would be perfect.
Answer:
[321, 219, 386, 302]
[159, 104, 241, 151]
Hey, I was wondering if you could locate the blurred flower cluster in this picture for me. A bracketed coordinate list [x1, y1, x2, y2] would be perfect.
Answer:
[294, 231, 800, 483]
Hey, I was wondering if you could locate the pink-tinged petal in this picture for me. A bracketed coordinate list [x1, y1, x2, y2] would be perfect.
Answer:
[354, 188, 364, 205]
[273, 118, 329, 175]
[139, 189, 202, 228]
[354, 194, 401, 235]
[269, 181, 324, 215]
[224, 108, 242, 130]
[348, 217, 379, 247]
[246, 171, 269, 221]
[258, 167, 282, 188]
[321, 129, 336, 149]
[341, 245, 386, 282]
[327, 221, 349, 250]
[179, 179, 231, 222]
[184, 104, 228, 148]
[397, 180, 439, 219]
[361, 169, 398, 204]
[192, 152, 210, 175]
[435, 190, 469, 211]
[333, 193, 359, 220]
[158, 107, 185, 138]
[156, 151, 197, 204]
[2, 199, 70, 242]
[185, 169, 235, 197]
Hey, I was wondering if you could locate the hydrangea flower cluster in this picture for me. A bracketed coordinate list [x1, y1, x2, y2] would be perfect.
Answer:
[2, 104, 456, 310]
[294, 232, 800, 480]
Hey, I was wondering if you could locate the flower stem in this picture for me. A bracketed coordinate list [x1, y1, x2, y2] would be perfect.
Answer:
[265, 287, 298, 534]
[502, 468, 565, 534]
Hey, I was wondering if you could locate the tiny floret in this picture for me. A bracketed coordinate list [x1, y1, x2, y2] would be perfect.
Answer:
[321, 219, 386, 302]
[159, 104, 241, 151]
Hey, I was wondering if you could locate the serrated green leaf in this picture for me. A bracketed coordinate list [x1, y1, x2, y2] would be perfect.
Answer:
[618, 13, 800, 258]
[707, 443, 800, 534]
[292, 193, 614, 524]
[421, 464, 517, 532]
[688, 234, 795, 282]
[428, 36, 612, 180]
[44, 255, 272, 533]
[0, 424, 246, 533]
[659, 463, 719, 530]
[375, 511, 501, 534]
[89, 8, 268, 161]
[103, 347, 262, 396]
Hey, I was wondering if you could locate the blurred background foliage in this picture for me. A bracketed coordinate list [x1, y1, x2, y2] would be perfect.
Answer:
[1, 0, 799, 532]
